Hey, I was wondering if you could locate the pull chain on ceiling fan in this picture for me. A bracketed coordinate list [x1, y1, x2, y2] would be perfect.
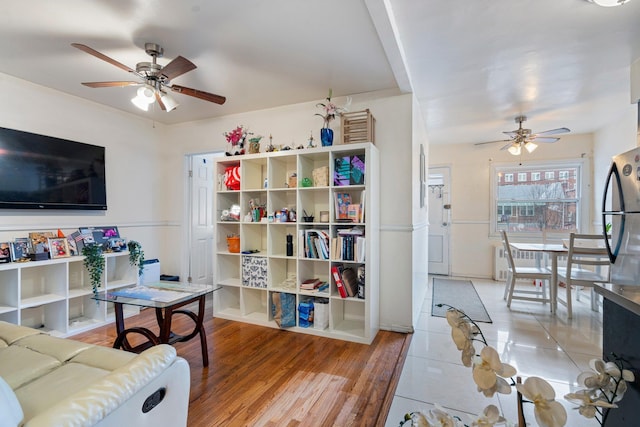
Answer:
[475, 115, 570, 156]
[71, 42, 226, 112]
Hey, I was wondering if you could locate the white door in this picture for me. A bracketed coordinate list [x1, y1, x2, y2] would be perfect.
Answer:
[428, 167, 451, 275]
[187, 152, 223, 284]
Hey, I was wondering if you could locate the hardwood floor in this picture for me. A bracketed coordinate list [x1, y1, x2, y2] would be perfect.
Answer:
[71, 298, 411, 426]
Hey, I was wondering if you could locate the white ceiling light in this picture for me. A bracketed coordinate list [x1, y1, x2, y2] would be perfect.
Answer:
[588, 0, 631, 6]
[508, 144, 521, 156]
[131, 85, 156, 111]
[524, 141, 538, 153]
[160, 93, 179, 112]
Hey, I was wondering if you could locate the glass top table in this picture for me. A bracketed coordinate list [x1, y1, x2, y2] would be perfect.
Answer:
[94, 281, 218, 367]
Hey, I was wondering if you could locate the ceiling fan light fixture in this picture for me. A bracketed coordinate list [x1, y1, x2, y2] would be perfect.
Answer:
[588, 0, 631, 6]
[508, 144, 522, 156]
[160, 93, 179, 112]
[524, 141, 538, 153]
[131, 92, 150, 111]
[137, 85, 156, 104]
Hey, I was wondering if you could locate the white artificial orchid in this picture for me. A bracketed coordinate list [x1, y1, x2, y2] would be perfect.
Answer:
[425, 404, 465, 427]
[445, 308, 478, 367]
[470, 404, 506, 427]
[565, 389, 617, 419]
[472, 346, 516, 397]
[515, 377, 567, 427]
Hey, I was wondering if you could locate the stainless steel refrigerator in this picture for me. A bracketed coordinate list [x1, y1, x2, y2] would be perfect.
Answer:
[603, 146, 640, 285]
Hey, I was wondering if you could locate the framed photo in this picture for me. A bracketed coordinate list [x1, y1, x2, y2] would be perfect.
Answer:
[29, 231, 55, 254]
[10, 239, 29, 261]
[0, 242, 11, 263]
[79, 226, 119, 247]
[48, 237, 70, 259]
[108, 237, 127, 252]
[66, 236, 79, 256]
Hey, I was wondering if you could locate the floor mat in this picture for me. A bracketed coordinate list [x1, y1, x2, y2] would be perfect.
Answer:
[431, 277, 492, 323]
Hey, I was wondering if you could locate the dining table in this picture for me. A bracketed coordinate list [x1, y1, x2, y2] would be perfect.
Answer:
[508, 242, 568, 314]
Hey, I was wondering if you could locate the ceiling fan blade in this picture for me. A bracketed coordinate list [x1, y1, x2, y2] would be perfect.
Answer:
[532, 137, 560, 143]
[500, 142, 515, 151]
[160, 56, 197, 81]
[474, 139, 511, 146]
[81, 81, 140, 88]
[170, 84, 226, 105]
[155, 92, 167, 111]
[503, 131, 518, 137]
[71, 43, 135, 73]
[534, 127, 570, 136]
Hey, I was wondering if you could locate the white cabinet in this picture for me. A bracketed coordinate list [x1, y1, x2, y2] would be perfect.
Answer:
[213, 143, 379, 344]
[0, 251, 138, 337]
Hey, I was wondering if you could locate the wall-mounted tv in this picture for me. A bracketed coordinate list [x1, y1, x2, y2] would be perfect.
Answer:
[0, 126, 107, 210]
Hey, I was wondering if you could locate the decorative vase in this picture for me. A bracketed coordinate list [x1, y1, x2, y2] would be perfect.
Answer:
[248, 140, 260, 154]
[320, 128, 333, 146]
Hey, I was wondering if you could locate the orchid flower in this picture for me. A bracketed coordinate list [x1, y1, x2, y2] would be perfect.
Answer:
[470, 405, 506, 427]
[565, 389, 617, 419]
[446, 309, 479, 367]
[425, 404, 465, 427]
[472, 346, 516, 397]
[515, 377, 567, 427]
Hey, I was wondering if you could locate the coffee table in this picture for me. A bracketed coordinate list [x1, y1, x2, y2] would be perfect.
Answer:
[94, 281, 216, 367]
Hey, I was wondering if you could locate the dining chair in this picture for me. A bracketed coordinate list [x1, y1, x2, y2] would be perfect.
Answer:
[500, 230, 553, 310]
[555, 233, 610, 319]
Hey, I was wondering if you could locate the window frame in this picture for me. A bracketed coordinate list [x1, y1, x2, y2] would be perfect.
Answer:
[490, 159, 589, 238]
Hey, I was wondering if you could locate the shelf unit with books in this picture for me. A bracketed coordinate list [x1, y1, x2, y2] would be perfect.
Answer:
[0, 251, 138, 337]
[213, 142, 379, 344]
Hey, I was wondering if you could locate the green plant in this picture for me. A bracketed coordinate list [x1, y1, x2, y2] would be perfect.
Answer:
[82, 244, 105, 299]
[127, 240, 145, 277]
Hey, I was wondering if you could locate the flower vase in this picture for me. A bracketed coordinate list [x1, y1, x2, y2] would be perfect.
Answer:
[320, 128, 334, 146]
[248, 140, 260, 154]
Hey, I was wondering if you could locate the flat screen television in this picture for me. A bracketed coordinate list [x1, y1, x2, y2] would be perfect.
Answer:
[0, 126, 107, 210]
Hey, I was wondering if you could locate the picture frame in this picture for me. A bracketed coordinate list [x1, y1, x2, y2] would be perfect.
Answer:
[79, 226, 119, 247]
[0, 242, 11, 263]
[108, 237, 127, 252]
[29, 231, 55, 254]
[48, 237, 70, 259]
[66, 236, 79, 256]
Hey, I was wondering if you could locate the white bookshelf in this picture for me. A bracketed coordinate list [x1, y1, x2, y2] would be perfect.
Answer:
[213, 142, 379, 344]
[0, 251, 138, 336]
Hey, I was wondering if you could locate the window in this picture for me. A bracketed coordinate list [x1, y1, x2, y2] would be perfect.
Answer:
[492, 162, 583, 234]
[504, 173, 513, 182]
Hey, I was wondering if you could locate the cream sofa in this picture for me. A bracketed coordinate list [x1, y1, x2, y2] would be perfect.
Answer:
[0, 321, 190, 427]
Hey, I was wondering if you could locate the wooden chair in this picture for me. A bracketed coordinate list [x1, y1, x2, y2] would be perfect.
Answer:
[556, 233, 610, 319]
[501, 231, 553, 310]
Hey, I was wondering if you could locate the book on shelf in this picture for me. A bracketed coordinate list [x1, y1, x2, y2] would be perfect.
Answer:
[350, 154, 365, 185]
[303, 229, 330, 259]
[331, 264, 348, 298]
[334, 156, 351, 186]
[301, 278, 322, 290]
[334, 192, 352, 220]
[347, 204, 361, 223]
[341, 266, 358, 297]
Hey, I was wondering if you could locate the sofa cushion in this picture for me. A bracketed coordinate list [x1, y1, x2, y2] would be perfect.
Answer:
[0, 322, 42, 346]
[0, 375, 23, 427]
[14, 334, 94, 363]
[0, 346, 60, 389]
[15, 362, 111, 423]
[70, 345, 136, 371]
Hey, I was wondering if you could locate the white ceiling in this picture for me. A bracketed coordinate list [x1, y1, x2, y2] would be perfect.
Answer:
[0, 0, 639, 145]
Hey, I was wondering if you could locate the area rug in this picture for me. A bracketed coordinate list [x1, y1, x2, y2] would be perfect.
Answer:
[431, 278, 492, 323]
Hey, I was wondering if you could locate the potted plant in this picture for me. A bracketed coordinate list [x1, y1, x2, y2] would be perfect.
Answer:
[127, 240, 145, 278]
[82, 244, 104, 299]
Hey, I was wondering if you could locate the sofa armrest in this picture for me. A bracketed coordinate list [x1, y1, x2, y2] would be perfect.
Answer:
[24, 345, 190, 427]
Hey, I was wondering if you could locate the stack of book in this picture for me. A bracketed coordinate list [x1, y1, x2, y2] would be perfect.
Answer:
[330, 264, 359, 298]
[331, 226, 365, 262]
[299, 229, 330, 259]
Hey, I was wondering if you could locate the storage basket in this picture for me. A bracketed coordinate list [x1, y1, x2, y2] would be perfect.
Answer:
[227, 236, 240, 253]
[340, 109, 375, 144]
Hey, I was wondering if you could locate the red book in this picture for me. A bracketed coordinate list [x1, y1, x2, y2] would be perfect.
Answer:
[331, 265, 348, 298]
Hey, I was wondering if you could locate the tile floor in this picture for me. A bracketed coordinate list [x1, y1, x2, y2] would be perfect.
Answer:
[385, 277, 603, 426]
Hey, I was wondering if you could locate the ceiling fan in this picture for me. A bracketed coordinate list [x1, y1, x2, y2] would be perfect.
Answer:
[475, 115, 570, 155]
[71, 42, 226, 112]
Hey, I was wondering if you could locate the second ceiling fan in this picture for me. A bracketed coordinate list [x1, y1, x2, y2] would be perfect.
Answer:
[476, 115, 570, 155]
[72, 42, 226, 112]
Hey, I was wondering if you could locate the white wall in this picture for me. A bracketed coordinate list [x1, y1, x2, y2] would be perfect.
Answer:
[166, 90, 419, 331]
[430, 133, 595, 279]
[0, 73, 172, 268]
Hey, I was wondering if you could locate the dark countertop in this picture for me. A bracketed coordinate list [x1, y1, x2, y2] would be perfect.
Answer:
[594, 283, 640, 316]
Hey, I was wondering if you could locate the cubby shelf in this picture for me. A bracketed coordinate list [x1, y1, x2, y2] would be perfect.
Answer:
[213, 142, 379, 344]
[0, 251, 138, 336]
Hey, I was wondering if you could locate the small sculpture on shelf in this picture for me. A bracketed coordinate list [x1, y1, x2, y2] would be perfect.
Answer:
[224, 125, 250, 156]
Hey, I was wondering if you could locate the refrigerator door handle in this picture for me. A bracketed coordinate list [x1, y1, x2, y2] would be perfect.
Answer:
[602, 162, 624, 263]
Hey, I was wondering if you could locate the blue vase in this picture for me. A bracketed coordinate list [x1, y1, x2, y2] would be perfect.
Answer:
[320, 128, 334, 146]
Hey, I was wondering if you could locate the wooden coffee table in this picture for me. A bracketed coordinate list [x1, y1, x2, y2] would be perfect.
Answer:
[95, 282, 216, 367]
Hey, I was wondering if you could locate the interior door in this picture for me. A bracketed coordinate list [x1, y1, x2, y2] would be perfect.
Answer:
[428, 167, 451, 275]
[188, 152, 223, 284]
